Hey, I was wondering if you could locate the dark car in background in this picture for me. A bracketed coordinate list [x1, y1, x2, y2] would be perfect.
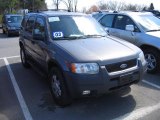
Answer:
[2, 14, 23, 36]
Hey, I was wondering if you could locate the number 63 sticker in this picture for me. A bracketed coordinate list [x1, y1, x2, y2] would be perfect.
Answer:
[53, 32, 64, 38]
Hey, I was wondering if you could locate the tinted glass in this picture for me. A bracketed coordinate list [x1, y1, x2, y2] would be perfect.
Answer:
[92, 13, 103, 20]
[114, 15, 127, 30]
[34, 17, 45, 36]
[100, 14, 115, 27]
[26, 16, 36, 33]
[21, 15, 29, 28]
[48, 15, 107, 40]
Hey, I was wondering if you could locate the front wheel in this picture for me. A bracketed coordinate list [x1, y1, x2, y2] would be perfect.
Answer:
[49, 67, 72, 106]
[2, 29, 5, 34]
[20, 47, 30, 68]
[144, 49, 160, 74]
[6, 30, 11, 37]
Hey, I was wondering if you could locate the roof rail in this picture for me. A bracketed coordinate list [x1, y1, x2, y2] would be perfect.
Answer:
[28, 9, 71, 13]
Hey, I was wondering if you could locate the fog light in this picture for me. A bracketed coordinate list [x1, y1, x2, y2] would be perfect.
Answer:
[82, 90, 90, 95]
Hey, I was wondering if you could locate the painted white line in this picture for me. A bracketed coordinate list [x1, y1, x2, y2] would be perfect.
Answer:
[142, 80, 160, 89]
[114, 102, 160, 120]
[0, 55, 20, 60]
[3, 58, 33, 120]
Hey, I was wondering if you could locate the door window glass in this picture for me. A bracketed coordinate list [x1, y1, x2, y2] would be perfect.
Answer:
[26, 16, 36, 33]
[34, 17, 45, 37]
[99, 14, 115, 27]
[114, 15, 140, 32]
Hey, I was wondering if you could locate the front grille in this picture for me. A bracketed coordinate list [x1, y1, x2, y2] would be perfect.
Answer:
[105, 59, 137, 73]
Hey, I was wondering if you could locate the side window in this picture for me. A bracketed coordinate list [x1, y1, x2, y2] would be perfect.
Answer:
[25, 16, 35, 33]
[114, 15, 126, 30]
[92, 13, 103, 20]
[114, 15, 140, 32]
[21, 16, 28, 28]
[33, 17, 45, 37]
[99, 14, 115, 28]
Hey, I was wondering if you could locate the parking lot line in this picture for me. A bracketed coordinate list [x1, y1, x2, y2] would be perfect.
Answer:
[114, 102, 160, 120]
[0, 55, 20, 60]
[142, 80, 160, 89]
[3, 58, 33, 120]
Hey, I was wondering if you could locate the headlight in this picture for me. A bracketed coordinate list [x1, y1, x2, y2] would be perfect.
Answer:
[139, 52, 145, 63]
[7, 26, 11, 29]
[70, 63, 99, 74]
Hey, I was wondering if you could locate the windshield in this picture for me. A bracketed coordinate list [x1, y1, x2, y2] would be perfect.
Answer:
[48, 15, 107, 40]
[7, 16, 23, 23]
[134, 14, 160, 32]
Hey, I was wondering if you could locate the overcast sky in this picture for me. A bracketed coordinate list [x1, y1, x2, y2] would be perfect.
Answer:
[45, 0, 160, 11]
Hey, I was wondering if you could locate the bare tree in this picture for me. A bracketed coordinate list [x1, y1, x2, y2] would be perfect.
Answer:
[98, 0, 148, 11]
[53, 0, 62, 10]
[73, 0, 78, 12]
[62, 0, 78, 12]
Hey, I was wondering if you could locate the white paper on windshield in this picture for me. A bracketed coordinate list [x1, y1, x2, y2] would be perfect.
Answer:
[53, 32, 64, 38]
[48, 17, 60, 22]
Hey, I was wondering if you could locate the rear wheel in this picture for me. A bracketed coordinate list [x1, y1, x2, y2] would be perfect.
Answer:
[20, 47, 30, 68]
[49, 67, 72, 106]
[143, 48, 160, 74]
[6, 30, 11, 37]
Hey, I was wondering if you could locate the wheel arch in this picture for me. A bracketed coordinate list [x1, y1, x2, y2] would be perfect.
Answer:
[47, 59, 64, 73]
[19, 41, 24, 48]
[140, 44, 160, 52]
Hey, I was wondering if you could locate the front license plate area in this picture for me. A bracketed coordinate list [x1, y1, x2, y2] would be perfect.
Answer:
[119, 73, 132, 85]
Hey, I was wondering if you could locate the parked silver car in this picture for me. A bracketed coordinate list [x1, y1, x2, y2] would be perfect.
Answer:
[97, 11, 160, 73]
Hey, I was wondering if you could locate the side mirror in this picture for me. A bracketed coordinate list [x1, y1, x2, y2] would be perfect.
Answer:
[104, 27, 109, 34]
[125, 25, 134, 32]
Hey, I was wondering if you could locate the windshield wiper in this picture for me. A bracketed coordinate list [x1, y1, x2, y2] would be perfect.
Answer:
[85, 34, 106, 38]
[146, 29, 160, 32]
[54, 35, 86, 40]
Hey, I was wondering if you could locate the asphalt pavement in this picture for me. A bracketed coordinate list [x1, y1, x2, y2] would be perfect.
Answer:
[0, 29, 160, 120]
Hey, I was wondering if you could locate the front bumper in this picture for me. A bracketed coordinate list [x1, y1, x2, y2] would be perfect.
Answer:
[8, 28, 20, 34]
[64, 60, 147, 98]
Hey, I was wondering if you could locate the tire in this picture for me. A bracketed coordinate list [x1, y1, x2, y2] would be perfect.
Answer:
[6, 30, 11, 37]
[2, 29, 5, 34]
[49, 67, 72, 106]
[143, 48, 160, 74]
[20, 47, 30, 68]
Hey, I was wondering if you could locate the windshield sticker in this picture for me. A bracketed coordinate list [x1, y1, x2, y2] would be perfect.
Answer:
[53, 32, 64, 38]
[48, 17, 60, 22]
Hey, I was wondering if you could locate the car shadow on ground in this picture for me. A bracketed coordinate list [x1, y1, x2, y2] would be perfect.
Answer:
[137, 72, 160, 91]
[5, 61, 137, 120]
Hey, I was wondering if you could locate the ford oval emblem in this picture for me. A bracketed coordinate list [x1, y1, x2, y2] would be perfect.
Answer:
[120, 64, 127, 69]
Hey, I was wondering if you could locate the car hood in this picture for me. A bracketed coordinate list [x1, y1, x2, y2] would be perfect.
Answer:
[146, 31, 160, 38]
[55, 37, 139, 64]
[7, 23, 21, 27]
